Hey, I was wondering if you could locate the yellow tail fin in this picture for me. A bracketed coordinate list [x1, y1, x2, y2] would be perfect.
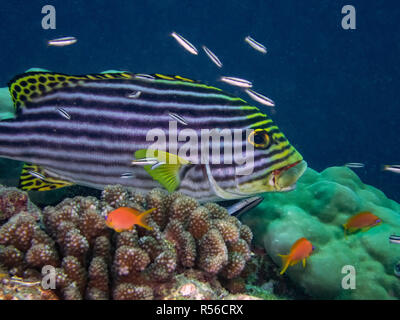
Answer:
[137, 208, 156, 230]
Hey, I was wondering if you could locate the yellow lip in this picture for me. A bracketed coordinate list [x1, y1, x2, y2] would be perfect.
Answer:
[273, 160, 307, 191]
[237, 160, 307, 194]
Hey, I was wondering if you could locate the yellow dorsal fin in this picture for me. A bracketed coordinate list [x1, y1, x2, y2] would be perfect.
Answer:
[153, 74, 197, 83]
[19, 163, 74, 191]
[8, 71, 134, 111]
[134, 149, 190, 193]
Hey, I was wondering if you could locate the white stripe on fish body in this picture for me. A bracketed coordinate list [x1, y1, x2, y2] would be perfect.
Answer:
[31, 91, 250, 113]
[80, 81, 245, 101]
[345, 162, 365, 168]
[245, 36, 267, 54]
[245, 89, 275, 107]
[169, 112, 188, 125]
[202, 46, 223, 68]
[56, 107, 71, 120]
[220, 76, 253, 88]
[171, 32, 198, 55]
[127, 91, 141, 99]
[389, 235, 400, 244]
[17, 106, 254, 129]
[48, 36, 77, 47]
[0, 71, 289, 202]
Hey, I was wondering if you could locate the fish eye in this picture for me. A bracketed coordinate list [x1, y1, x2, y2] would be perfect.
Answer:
[248, 129, 271, 149]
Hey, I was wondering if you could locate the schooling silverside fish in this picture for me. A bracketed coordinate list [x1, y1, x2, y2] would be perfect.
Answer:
[227, 196, 264, 217]
[0, 69, 306, 202]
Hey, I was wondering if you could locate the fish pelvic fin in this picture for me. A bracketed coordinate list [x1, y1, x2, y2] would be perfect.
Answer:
[19, 163, 74, 191]
[134, 149, 191, 193]
[302, 258, 306, 268]
[278, 254, 291, 275]
[343, 224, 348, 239]
[136, 208, 156, 230]
[361, 226, 373, 232]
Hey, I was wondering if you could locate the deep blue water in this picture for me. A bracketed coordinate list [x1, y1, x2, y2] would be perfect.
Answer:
[0, 1, 399, 202]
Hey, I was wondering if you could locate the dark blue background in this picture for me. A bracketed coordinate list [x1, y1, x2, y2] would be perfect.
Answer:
[0, 1, 399, 201]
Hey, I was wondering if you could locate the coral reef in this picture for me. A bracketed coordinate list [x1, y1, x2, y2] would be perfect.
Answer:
[242, 167, 400, 300]
[0, 184, 254, 300]
[0, 186, 41, 222]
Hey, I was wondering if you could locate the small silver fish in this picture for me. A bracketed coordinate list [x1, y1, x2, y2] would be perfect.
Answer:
[389, 234, 400, 244]
[171, 32, 198, 55]
[120, 172, 135, 179]
[227, 196, 264, 217]
[27, 171, 46, 181]
[382, 165, 400, 173]
[169, 112, 188, 125]
[245, 36, 267, 54]
[245, 89, 275, 107]
[134, 74, 155, 81]
[56, 107, 71, 120]
[151, 161, 166, 170]
[220, 76, 252, 88]
[344, 163, 365, 168]
[131, 158, 159, 166]
[9, 276, 41, 287]
[48, 36, 77, 47]
[202, 46, 223, 68]
[127, 91, 141, 99]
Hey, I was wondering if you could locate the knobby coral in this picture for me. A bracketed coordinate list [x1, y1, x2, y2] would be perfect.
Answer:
[0, 185, 253, 300]
[242, 167, 400, 300]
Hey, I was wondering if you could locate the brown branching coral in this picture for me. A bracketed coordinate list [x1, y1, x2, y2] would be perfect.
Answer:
[0, 184, 254, 300]
[0, 187, 41, 222]
[114, 245, 150, 275]
[113, 283, 153, 300]
[86, 256, 109, 299]
[25, 244, 59, 268]
[0, 245, 24, 268]
[198, 228, 228, 274]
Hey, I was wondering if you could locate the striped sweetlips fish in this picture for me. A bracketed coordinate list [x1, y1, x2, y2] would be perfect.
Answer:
[0, 68, 307, 202]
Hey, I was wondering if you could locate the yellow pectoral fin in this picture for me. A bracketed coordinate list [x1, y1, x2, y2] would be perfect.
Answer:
[134, 149, 191, 193]
[290, 259, 300, 266]
[361, 226, 372, 232]
[19, 163, 74, 191]
[302, 258, 306, 268]
[347, 227, 358, 234]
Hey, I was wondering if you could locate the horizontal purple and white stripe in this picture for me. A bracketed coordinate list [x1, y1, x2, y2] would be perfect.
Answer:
[0, 76, 294, 199]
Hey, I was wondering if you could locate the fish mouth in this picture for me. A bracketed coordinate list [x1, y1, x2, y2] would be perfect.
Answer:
[235, 159, 307, 195]
[268, 160, 307, 191]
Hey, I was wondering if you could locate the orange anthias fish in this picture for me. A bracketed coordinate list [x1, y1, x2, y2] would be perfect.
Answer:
[343, 211, 382, 237]
[278, 237, 314, 275]
[105, 207, 155, 232]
